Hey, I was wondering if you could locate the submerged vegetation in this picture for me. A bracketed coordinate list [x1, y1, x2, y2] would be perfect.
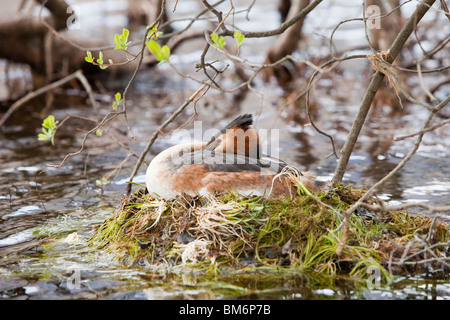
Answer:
[89, 175, 449, 283]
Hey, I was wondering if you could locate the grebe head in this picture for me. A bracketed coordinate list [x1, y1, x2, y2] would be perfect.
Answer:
[203, 114, 260, 159]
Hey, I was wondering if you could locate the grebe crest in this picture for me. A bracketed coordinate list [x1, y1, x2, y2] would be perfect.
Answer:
[204, 113, 260, 159]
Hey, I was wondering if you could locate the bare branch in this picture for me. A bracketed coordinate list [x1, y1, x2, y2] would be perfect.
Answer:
[394, 118, 450, 141]
[336, 93, 449, 256]
[218, 0, 323, 38]
[332, 0, 438, 186]
[360, 201, 450, 214]
[125, 80, 215, 195]
[47, 112, 124, 168]
[0, 70, 98, 126]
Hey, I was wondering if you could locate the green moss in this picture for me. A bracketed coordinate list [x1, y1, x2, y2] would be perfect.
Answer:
[89, 185, 449, 282]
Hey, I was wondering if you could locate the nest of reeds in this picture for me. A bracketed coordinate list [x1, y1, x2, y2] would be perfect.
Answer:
[90, 170, 450, 281]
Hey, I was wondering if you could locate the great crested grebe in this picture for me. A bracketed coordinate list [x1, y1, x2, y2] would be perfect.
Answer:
[145, 114, 319, 199]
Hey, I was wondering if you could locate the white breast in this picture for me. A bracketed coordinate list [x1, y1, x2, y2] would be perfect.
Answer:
[145, 142, 204, 199]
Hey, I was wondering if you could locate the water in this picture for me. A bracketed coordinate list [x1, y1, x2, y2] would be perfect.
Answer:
[1, 0, 449, 300]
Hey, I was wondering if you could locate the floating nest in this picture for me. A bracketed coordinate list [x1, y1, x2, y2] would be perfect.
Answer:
[90, 180, 450, 281]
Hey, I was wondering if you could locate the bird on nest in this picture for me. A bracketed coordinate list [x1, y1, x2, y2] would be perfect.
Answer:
[145, 114, 324, 199]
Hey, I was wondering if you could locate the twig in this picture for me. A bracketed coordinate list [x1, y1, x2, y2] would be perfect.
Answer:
[332, 0, 437, 186]
[394, 118, 450, 141]
[334, 0, 440, 257]
[47, 111, 124, 168]
[0, 69, 98, 126]
[75, 70, 100, 115]
[328, 0, 412, 58]
[211, 0, 234, 35]
[104, 152, 135, 182]
[301, 54, 368, 159]
[403, 242, 450, 263]
[125, 81, 213, 195]
[161, 65, 224, 139]
[199, 42, 221, 88]
[391, 257, 450, 267]
[359, 201, 450, 214]
[440, 0, 450, 21]
[219, 0, 324, 38]
[336, 93, 450, 256]
[121, 1, 168, 139]
[353, 95, 449, 205]
[161, 0, 225, 38]
[414, 34, 450, 104]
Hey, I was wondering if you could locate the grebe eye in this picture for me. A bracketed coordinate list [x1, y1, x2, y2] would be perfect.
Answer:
[216, 139, 222, 144]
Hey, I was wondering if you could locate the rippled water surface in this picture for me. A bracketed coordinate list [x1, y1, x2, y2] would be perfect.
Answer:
[1, 0, 449, 300]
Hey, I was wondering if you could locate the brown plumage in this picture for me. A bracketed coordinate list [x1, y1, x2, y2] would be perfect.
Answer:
[145, 114, 324, 199]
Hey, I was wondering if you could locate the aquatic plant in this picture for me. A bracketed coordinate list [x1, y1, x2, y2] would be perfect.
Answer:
[89, 175, 449, 283]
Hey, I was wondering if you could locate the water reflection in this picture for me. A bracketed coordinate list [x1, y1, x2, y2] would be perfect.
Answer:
[0, 60, 33, 101]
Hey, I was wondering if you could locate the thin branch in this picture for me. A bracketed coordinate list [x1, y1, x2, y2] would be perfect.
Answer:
[359, 201, 450, 214]
[414, 34, 450, 104]
[334, 0, 439, 257]
[440, 0, 450, 21]
[218, 0, 324, 38]
[349, 94, 449, 207]
[204, 31, 324, 72]
[121, 1, 168, 139]
[125, 81, 214, 195]
[201, 0, 229, 33]
[211, 0, 235, 34]
[391, 257, 450, 266]
[328, 0, 412, 58]
[394, 117, 450, 141]
[303, 55, 368, 159]
[402, 241, 450, 263]
[0, 70, 98, 126]
[332, 0, 437, 186]
[336, 93, 450, 255]
[47, 112, 124, 168]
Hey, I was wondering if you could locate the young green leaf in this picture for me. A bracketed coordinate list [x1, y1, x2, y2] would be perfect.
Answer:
[146, 40, 161, 57]
[211, 33, 219, 44]
[146, 40, 170, 62]
[160, 45, 171, 62]
[122, 28, 129, 42]
[42, 115, 57, 129]
[147, 25, 162, 40]
[112, 92, 123, 109]
[38, 115, 58, 145]
[37, 133, 48, 141]
[96, 51, 103, 64]
[96, 177, 109, 187]
[37, 127, 48, 141]
[85, 51, 93, 63]
[218, 37, 225, 49]
[114, 34, 120, 49]
[234, 30, 245, 47]
[211, 33, 226, 49]
[114, 28, 130, 50]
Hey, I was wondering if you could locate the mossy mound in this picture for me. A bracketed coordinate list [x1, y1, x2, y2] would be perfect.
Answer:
[89, 186, 449, 281]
